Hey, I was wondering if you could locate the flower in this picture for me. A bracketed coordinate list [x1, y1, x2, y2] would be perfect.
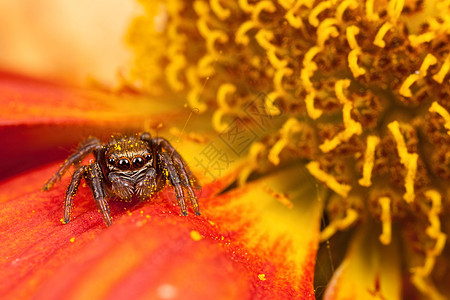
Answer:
[128, 0, 450, 299]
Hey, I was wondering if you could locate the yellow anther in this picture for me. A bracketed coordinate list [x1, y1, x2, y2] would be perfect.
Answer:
[348, 49, 366, 77]
[301, 46, 320, 92]
[419, 54, 438, 77]
[309, 0, 332, 27]
[267, 48, 288, 69]
[320, 82, 362, 152]
[165, 54, 186, 91]
[197, 54, 217, 77]
[399, 74, 420, 98]
[373, 22, 393, 48]
[378, 197, 392, 245]
[278, 0, 295, 10]
[238, 0, 255, 13]
[235, 21, 258, 45]
[217, 83, 236, 111]
[206, 30, 229, 55]
[346, 25, 360, 50]
[274, 67, 293, 92]
[429, 101, 450, 135]
[358, 135, 380, 187]
[187, 88, 208, 113]
[255, 29, 276, 51]
[212, 109, 229, 132]
[306, 161, 352, 197]
[336, 0, 358, 23]
[304, 46, 321, 66]
[268, 118, 303, 165]
[432, 53, 450, 84]
[285, 4, 304, 28]
[239, 142, 265, 186]
[320, 208, 358, 241]
[409, 32, 436, 47]
[305, 90, 323, 119]
[334, 79, 351, 104]
[387, 121, 418, 203]
[411, 190, 447, 300]
[210, 0, 231, 20]
[387, 0, 405, 21]
[365, 0, 379, 21]
[317, 18, 339, 48]
[252, 1, 277, 25]
[265, 91, 283, 116]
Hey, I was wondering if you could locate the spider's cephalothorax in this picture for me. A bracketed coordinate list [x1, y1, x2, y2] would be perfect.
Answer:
[43, 133, 200, 226]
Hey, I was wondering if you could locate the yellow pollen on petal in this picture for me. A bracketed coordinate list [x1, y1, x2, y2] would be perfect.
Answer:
[346, 25, 360, 50]
[387, 121, 418, 203]
[190, 230, 203, 241]
[306, 161, 352, 197]
[320, 208, 358, 241]
[305, 90, 323, 119]
[429, 101, 450, 135]
[258, 273, 267, 281]
[365, 0, 379, 21]
[432, 53, 450, 84]
[373, 22, 393, 48]
[387, 0, 405, 21]
[210, 0, 231, 20]
[411, 190, 447, 300]
[336, 0, 358, 23]
[378, 197, 392, 245]
[348, 49, 366, 77]
[409, 32, 436, 47]
[358, 135, 380, 187]
[308, 0, 332, 27]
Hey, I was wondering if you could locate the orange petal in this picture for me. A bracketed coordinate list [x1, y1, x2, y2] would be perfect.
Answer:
[0, 163, 322, 299]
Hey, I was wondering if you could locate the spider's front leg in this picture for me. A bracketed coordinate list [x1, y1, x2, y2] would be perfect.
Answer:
[85, 162, 112, 226]
[43, 138, 102, 191]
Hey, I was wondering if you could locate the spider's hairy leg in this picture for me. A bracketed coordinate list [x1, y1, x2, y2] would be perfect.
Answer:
[151, 137, 201, 215]
[63, 165, 87, 224]
[135, 168, 157, 199]
[85, 162, 112, 226]
[159, 152, 188, 216]
[43, 138, 102, 191]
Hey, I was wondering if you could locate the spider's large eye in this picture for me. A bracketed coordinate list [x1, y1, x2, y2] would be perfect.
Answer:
[118, 158, 131, 170]
[132, 156, 145, 168]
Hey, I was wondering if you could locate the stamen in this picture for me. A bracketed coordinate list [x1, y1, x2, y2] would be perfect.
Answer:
[346, 25, 360, 50]
[387, 0, 405, 21]
[336, 0, 358, 23]
[317, 18, 339, 48]
[432, 53, 450, 84]
[269, 118, 304, 165]
[365, 0, 379, 21]
[387, 121, 418, 203]
[409, 32, 436, 47]
[238, 0, 255, 13]
[358, 136, 380, 187]
[309, 0, 332, 27]
[411, 190, 447, 300]
[306, 161, 352, 197]
[235, 21, 259, 45]
[378, 197, 392, 245]
[265, 91, 283, 116]
[239, 142, 265, 186]
[210, 0, 231, 20]
[252, 1, 277, 25]
[400, 54, 437, 97]
[217, 83, 236, 111]
[320, 208, 358, 241]
[348, 49, 366, 77]
[373, 22, 393, 48]
[429, 101, 450, 135]
[305, 90, 323, 119]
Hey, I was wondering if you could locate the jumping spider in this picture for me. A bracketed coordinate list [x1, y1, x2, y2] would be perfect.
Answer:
[43, 133, 200, 226]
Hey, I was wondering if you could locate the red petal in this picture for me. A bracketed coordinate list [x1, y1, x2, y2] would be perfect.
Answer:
[0, 163, 321, 299]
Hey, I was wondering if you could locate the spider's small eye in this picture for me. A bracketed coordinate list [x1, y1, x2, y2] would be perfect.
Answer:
[145, 154, 152, 161]
[132, 156, 145, 168]
[118, 158, 131, 170]
[108, 158, 116, 165]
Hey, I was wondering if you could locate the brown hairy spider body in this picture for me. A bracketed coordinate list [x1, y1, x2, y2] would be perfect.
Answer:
[43, 133, 200, 226]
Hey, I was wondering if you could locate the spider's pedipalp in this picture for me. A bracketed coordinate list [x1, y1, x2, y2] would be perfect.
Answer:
[63, 165, 87, 224]
[43, 138, 102, 191]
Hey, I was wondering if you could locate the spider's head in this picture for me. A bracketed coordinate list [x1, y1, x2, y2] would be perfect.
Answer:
[104, 137, 153, 172]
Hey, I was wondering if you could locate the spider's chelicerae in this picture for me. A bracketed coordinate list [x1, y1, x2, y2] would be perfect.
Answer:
[43, 133, 200, 226]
